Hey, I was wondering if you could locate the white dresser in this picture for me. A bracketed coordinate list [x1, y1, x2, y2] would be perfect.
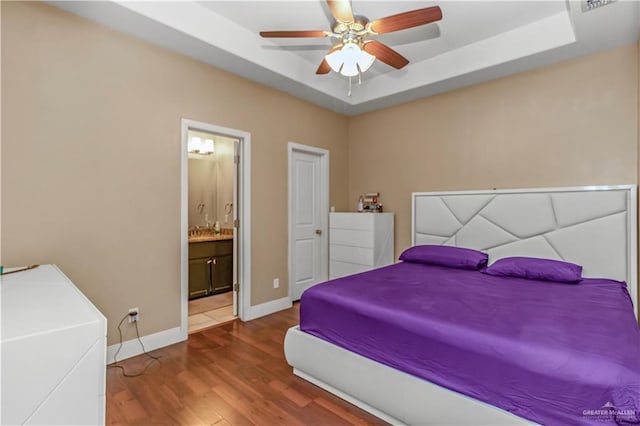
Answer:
[1, 265, 107, 425]
[329, 212, 394, 279]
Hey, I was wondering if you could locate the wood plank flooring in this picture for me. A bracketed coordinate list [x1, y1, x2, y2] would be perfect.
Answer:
[107, 303, 388, 425]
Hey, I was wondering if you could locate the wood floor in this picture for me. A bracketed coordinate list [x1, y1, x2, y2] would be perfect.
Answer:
[107, 303, 387, 425]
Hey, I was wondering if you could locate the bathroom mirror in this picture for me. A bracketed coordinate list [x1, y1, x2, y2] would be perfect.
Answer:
[187, 130, 236, 230]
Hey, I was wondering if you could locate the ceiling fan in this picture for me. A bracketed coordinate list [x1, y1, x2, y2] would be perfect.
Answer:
[260, 0, 443, 77]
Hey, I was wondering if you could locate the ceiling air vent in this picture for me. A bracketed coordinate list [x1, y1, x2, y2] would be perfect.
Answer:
[582, 0, 617, 12]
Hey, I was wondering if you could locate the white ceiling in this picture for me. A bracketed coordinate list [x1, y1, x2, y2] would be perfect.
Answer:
[49, 0, 640, 116]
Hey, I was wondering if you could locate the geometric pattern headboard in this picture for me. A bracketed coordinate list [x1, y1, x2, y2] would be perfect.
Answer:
[412, 185, 637, 317]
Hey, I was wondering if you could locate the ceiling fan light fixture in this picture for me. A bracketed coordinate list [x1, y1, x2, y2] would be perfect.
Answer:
[325, 42, 375, 77]
[262, 3, 444, 79]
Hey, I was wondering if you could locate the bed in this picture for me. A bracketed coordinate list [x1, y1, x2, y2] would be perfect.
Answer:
[284, 185, 640, 425]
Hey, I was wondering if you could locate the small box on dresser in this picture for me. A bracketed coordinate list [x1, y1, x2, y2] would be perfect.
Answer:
[1, 265, 107, 425]
[329, 212, 394, 279]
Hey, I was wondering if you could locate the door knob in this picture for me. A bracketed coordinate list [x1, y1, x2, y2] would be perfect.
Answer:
[315, 229, 322, 235]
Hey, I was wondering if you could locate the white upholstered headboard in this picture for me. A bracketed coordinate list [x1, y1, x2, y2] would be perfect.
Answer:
[412, 185, 638, 317]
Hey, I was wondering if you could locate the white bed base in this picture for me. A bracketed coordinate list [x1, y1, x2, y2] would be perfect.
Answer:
[284, 326, 533, 425]
[285, 185, 637, 425]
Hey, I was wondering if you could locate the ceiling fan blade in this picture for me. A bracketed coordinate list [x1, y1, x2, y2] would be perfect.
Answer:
[316, 44, 343, 74]
[316, 59, 332, 74]
[326, 0, 354, 23]
[369, 6, 442, 34]
[363, 40, 409, 69]
[260, 30, 328, 38]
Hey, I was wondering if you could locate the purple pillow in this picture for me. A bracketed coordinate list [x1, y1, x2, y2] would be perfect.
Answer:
[399, 245, 488, 270]
[484, 256, 582, 283]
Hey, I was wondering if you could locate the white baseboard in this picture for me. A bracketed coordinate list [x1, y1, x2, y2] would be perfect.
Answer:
[107, 326, 185, 364]
[107, 296, 291, 364]
[243, 296, 292, 321]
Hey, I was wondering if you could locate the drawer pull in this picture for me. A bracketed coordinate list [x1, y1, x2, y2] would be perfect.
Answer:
[315, 229, 322, 235]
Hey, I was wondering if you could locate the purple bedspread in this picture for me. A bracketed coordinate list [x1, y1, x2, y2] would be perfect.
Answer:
[300, 262, 640, 425]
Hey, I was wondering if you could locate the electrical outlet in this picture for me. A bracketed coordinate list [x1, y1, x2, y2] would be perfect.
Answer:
[128, 307, 139, 323]
[273, 278, 279, 289]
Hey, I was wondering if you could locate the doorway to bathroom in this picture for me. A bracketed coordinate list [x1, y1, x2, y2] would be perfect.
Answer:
[180, 119, 251, 337]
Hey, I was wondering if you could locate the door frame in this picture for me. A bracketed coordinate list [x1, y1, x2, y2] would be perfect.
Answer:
[180, 119, 251, 339]
[287, 142, 329, 302]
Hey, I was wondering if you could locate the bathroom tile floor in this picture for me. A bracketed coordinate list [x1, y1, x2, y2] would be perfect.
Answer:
[188, 293, 236, 334]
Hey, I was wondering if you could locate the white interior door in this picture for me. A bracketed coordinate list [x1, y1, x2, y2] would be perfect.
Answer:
[290, 146, 328, 301]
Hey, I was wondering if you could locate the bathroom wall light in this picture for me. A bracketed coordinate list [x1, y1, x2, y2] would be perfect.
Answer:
[188, 137, 201, 153]
[188, 137, 215, 155]
[202, 139, 215, 155]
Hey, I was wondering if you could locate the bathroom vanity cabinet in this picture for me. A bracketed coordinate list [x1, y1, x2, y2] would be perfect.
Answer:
[188, 239, 233, 299]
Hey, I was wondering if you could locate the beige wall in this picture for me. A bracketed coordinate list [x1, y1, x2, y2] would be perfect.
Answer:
[0, 2, 349, 345]
[349, 44, 639, 261]
[2, 1, 640, 345]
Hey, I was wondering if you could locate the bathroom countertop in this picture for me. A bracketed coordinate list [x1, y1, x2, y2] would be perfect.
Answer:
[188, 234, 233, 243]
